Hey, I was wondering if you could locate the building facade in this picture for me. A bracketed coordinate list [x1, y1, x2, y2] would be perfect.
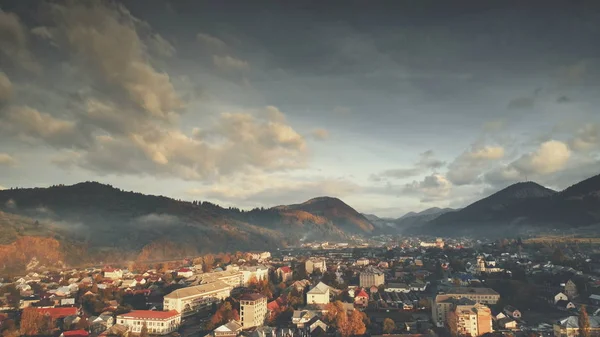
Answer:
[116, 310, 181, 335]
[240, 265, 269, 286]
[240, 293, 268, 329]
[447, 303, 493, 337]
[307, 282, 330, 305]
[433, 288, 500, 327]
[359, 267, 385, 287]
[163, 281, 231, 317]
[305, 258, 326, 275]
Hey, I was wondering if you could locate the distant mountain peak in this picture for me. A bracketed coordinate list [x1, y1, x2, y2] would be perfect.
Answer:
[490, 181, 556, 200]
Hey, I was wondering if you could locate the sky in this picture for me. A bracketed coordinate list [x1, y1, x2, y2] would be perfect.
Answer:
[0, 0, 599, 218]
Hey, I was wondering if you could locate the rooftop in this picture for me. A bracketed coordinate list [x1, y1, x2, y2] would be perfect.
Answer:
[118, 310, 180, 320]
[445, 287, 499, 296]
[164, 280, 231, 299]
[240, 292, 266, 301]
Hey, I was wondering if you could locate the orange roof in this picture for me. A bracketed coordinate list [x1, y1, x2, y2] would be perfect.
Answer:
[118, 310, 180, 320]
[36, 307, 78, 320]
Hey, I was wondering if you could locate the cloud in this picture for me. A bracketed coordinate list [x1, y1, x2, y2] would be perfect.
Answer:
[311, 128, 330, 141]
[52, 106, 308, 180]
[149, 34, 176, 58]
[187, 173, 359, 207]
[0, 72, 13, 103]
[512, 140, 571, 175]
[0, 153, 17, 167]
[46, 1, 183, 119]
[484, 140, 571, 186]
[507, 96, 535, 110]
[196, 32, 226, 49]
[0, 185, 6, 190]
[0, 10, 41, 73]
[483, 120, 506, 132]
[371, 150, 444, 180]
[403, 174, 452, 202]
[213, 55, 249, 71]
[1, 106, 90, 149]
[569, 123, 599, 152]
[556, 95, 571, 104]
[446, 145, 505, 185]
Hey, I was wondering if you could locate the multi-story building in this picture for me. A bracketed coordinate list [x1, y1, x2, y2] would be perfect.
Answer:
[240, 293, 267, 329]
[359, 267, 385, 287]
[163, 281, 231, 317]
[305, 258, 326, 275]
[432, 288, 500, 327]
[355, 258, 370, 266]
[116, 310, 181, 335]
[198, 270, 244, 288]
[447, 303, 493, 337]
[554, 316, 600, 337]
[240, 265, 269, 285]
[306, 282, 330, 305]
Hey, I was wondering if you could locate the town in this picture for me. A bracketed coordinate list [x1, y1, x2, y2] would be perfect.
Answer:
[1, 236, 600, 337]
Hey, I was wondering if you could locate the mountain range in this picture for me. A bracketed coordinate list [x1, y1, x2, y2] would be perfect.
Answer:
[0, 173, 599, 271]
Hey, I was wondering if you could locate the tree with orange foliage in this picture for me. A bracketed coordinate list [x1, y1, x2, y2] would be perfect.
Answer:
[20, 307, 50, 336]
[207, 302, 238, 330]
[203, 254, 215, 272]
[337, 309, 366, 337]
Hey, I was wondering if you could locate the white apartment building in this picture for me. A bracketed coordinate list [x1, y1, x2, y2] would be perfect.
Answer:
[240, 293, 267, 329]
[355, 258, 370, 266]
[240, 265, 269, 285]
[359, 267, 385, 287]
[432, 288, 500, 327]
[116, 310, 181, 335]
[198, 270, 244, 288]
[307, 282, 330, 305]
[163, 281, 231, 317]
[305, 258, 326, 275]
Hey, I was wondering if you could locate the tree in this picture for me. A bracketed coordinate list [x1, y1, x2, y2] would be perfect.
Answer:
[20, 307, 46, 336]
[203, 254, 215, 272]
[338, 309, 366, 337]
[140, 322, 149, 337]
[552, 248, 567, 264]
[207, 302, 238, 330]
[383, 318, 396, 334]
[579, 305, 590, 337]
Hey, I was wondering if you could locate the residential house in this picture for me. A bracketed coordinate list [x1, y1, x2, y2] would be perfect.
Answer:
[292, 310, 319, 328]
[307, 282, 330, 305]
[116, 310, 181, 335]
[503, 305, 522, 319]
[212, 320, 243, 337]
[240, 265, 269, 286]
[554, 292, 569, 304]
[356, 258, 370, 266]
[564, 280, 578, 300]
[354, 289, 369, 308]
[554, 315, 600, 337]
[589, 294, 600, 306]
[103, 267, 123, 280]
[498, 317, 518, 330]
[60, 330, 89, 337]
[277, 267, 293, 283]
[89, 314, 114, 335]
[177, 268, 194, 278]
[556, 300, 576, 311]
[305, 317, 328, 335]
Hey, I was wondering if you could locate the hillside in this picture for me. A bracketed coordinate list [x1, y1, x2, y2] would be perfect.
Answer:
[0, 182, 372, 268]
[393, 207, 456, 231]
[416, 175, 600, 236]
[275, 197, 375, 233]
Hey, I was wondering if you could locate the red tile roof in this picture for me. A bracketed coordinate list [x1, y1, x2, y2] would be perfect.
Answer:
[36, 307, 78, 320]
[278, 266, 292, 273]
[355, 289, 369, 298]
[118, 310, 180, 320]
[62, 330, 89, 337]
[178, 268, 191, 273]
